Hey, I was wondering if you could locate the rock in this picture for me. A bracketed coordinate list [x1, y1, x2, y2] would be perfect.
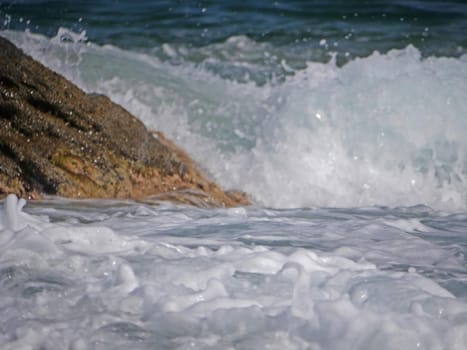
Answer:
[0, 36, 249, 207]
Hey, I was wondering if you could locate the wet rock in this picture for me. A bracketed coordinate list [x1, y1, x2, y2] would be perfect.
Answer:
[0, 36, 249, 207]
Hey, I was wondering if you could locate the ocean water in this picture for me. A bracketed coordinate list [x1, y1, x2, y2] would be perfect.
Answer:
[1, 1, 467, 349]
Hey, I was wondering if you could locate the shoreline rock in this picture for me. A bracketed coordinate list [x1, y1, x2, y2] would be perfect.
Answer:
[0, 36, 249, 207]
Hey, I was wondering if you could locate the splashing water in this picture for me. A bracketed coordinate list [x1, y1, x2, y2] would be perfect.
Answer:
[3, 29, 467, 210]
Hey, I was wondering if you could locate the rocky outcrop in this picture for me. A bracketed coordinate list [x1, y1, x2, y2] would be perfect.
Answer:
[0, 36, 249, 207]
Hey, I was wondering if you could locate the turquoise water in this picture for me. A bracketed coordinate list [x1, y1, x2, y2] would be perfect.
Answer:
[1, 1, 467, 349]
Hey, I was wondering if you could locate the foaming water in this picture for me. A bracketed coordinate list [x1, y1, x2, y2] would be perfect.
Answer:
[3, 29, 467, 210]
[2, 3, 467, 348]
[1, 195, 467, 349]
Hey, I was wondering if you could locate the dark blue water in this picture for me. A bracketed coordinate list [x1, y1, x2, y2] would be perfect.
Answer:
[2, 0, 467, 65]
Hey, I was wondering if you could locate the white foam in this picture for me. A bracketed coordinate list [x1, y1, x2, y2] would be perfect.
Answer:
[0, 194, 28, 231]
[1, 196, 467, 348]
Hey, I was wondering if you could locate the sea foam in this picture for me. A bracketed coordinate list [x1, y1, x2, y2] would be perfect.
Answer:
[1, 196, 467, 349]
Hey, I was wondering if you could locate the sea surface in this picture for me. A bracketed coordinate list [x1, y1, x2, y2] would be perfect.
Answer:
[1, 1, 467, 349]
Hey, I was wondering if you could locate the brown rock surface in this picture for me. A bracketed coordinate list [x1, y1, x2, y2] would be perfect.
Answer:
[0, 36, 249, 207]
